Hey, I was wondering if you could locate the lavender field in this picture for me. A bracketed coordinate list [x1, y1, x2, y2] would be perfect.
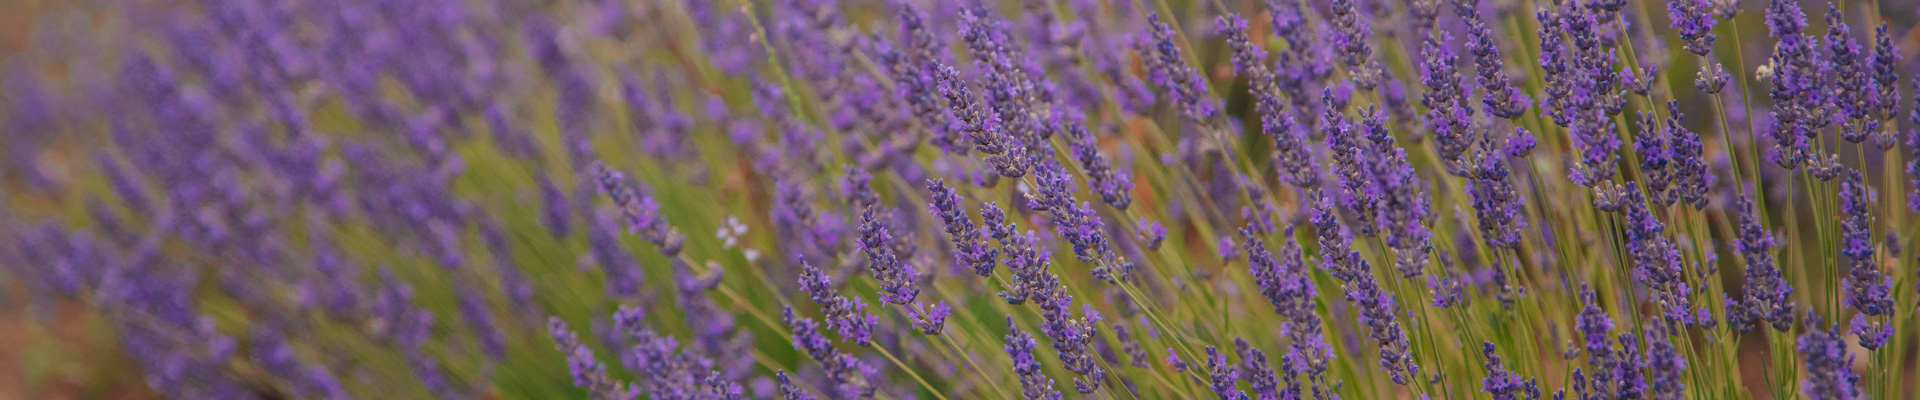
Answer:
[3, 0, 1920, 398]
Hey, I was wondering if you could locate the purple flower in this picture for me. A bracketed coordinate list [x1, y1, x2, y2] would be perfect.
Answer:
[1839, 169, 1893, 317]
[1204, 346, 1249, 400]
[1798, 316, 1863, 399]
[782, 307, 876, 399]
[933, 63, 1030, 177]
[610, 305, 745, 398]
[1871, 23, 1900, 122]
[548, 317, 635, 400]
[1165, 347, 1189, 372]
[251, 326, 352, 400]
[1616, 186, 1695, 325]
[1025, 161, 1121, 280]
[1326, 0, 1380, 89]
[1458, 0, 1529, 119]
[1727, 196, 1795, 333]
[1849, 313, 1893, 350]
[1312, 190, 1416, 384]
[798, 261, 878, 345]
[856, 205, 919, 306]
[1480, 342, 1540, 400]
[538, 173, 572, 238]
[94, 152, 153, 216]
[1575, 284, 1616, 360]
[1141, 12, 1218, 121]
[1114, 322, 1151, 368]
[1059, 111, 1134, 209]
[1642, 326, 1685, 400]
[957, 7, 1050, 168]
[1636, 110, 1676, 204]
[1667, 0, 1717, 55]
[1360, 107, 1432, 278]
[1467, 137, 1525, 249]
[926, 178, 998, 276]
[1231, 339, 1282, 400]
[908, 301, 951, 335]
[592, 161, 683, 255]
[587, 209, 645, 298]
[1322, 92, 1378, 238]
[1006, 318, 1065, 400]
[1665, 102, 1712, 208]
[1823, 4, 1870, 126]
[454, 282, 505, 362]
[776, 370, 816, 400]
[1763, 0, 1827, 170]
[842, 165, 880, 213]
[1695, 63, 1730, 94]
[1419, 30, 1479, 175]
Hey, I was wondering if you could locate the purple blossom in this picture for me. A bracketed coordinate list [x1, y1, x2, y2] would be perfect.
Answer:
[1642, 326, 1685, 400]
[549, 317, 635, 400]
[1763, 0, 1826, 170]
[1667, 0, 1717, 55]
[782, 306, 876, 399]
[798, 261, 878, 345]
[538, 173, 572, 238]
[1419, 30, 1479, 175]
[1665, 101, 1712, 208]
[1006, 319, 1064, 400]
[908, 301, 951, 335]
[933, 62, 1029, 177]
[1313, 191, 1415, 385]
[775, 370, 816, 400]
[1839, 169, 1892, 317]
[1458, 0, 1529, 119]
[1849, 313, 1893, 351]
[1025, 161, 1122, 280]
[856, 205, 919, 306]
[1467, 137, 1525, 249]
[592, 161, 683, 255]
[1360, 107, 1432, 278]
[454, 282, 505, 362]
[1326, 0, 1380, 89]
[1204, 346, 1249, 400]
[1798, 316, 1863, 399]
[1871, 23, 1900, 122]
[926, 178, 997, 276]
[587, 209, 645, 298]
[1480, 342, 1540, 400]
[1695, 63, 1730, 94]
[1141, 12, 1219, 121]
[1616, 186, 1694, 325]
[1727, 196, 1795, 333]
[610, 305, 745, 399]
[251, 326, 353, 400]
[1059, 111, 1134, 210]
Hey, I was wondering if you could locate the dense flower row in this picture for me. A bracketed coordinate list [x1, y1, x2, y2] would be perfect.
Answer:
[1, 0, 1918, 399]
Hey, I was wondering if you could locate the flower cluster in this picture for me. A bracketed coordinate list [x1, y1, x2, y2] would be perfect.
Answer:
[6, 0, 1920, 399]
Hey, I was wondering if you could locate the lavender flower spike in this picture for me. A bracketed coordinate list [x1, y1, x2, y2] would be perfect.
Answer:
[1006, 318, 1065, 400]
[1142, 12, 1219, 122]
[857, 205, 919, 306]
[1480, 342, 1541, 400]
[1798, 315, 1863, 399]
[592, 161, 684, 256]
[926, 178, 997, 276]
[548, 317, 635, 400]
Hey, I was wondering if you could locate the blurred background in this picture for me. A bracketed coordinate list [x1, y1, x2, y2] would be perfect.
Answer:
[2, 0, 158, 398]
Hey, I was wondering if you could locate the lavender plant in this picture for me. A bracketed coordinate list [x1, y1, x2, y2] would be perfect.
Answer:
[4, 0, 1920, 399]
